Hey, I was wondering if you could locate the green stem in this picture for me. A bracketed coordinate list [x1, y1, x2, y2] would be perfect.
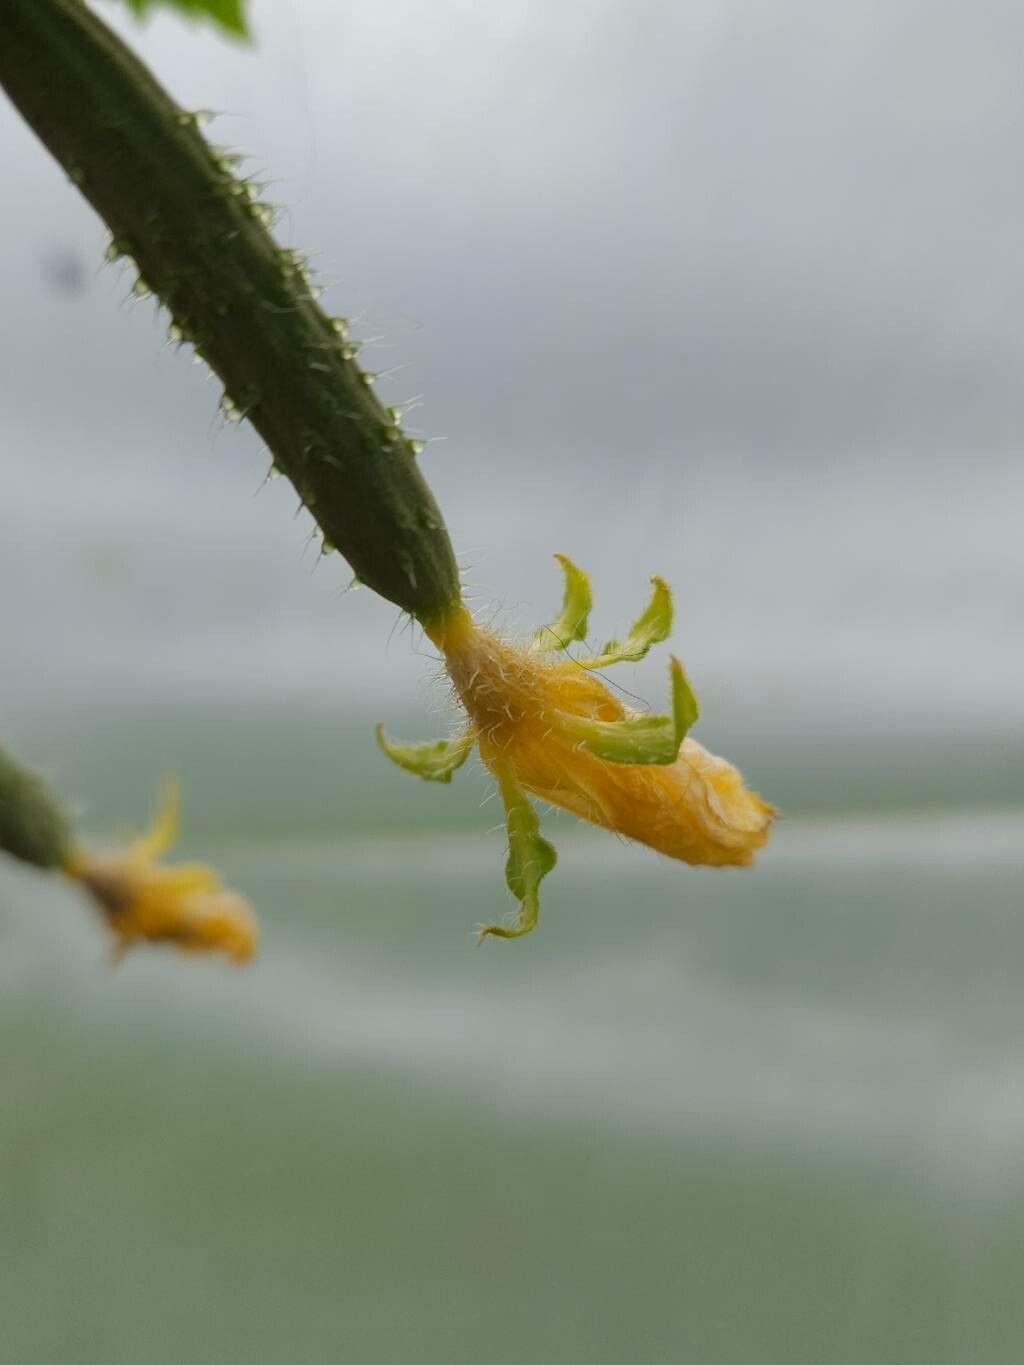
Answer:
[0, 0, 462, 625]
[0, 744, 73, 871]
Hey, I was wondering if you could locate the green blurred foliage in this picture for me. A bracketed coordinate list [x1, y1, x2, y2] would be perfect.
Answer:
[116, 0, 248, 39]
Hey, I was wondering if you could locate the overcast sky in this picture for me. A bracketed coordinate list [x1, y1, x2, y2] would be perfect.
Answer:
[1, 0, 1021, 736]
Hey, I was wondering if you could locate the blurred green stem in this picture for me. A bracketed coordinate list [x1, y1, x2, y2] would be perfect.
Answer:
[0, 744, 73, 871]
[0, 0, 462, 626]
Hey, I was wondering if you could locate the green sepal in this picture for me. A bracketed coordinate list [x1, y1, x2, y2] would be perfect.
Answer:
[478, 771, 557, 942]
[579, 575, 673, 670]
[375, 725, 474, 784]
[532, 553, 592, 652]
[556, 657, 699, 765]
[118, 0, 249, 39]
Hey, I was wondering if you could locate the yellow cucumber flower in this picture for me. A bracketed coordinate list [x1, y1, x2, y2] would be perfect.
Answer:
[64, 783, 258, 962]
[378, 556, 775, 941]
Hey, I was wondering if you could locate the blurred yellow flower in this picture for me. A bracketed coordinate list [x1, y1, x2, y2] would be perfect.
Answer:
[64, 783, 258, 962]
[380, 557, 775, 941]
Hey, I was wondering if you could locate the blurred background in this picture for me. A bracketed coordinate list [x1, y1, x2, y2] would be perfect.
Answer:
[2, 0, 1023, 1359]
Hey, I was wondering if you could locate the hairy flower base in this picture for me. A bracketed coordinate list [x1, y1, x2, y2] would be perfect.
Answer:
[64, 785, 258, 962]
[381, 557, 775, 941]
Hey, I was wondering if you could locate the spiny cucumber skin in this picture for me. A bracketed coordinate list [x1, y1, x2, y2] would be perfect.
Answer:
[0, 0, 461, 625]
[0, 746, 73, 871]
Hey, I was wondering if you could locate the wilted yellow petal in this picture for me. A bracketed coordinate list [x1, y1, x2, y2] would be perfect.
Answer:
[412, 573, 774, 942]
[65, 784, 258, 962]
[433, 603, 773, 872]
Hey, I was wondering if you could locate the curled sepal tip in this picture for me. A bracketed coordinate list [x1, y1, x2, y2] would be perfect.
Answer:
[579, 575, 673, 670]
[556, 656, 699, 765]
[532, 553, 592, 652]
[477, 769, 557, 942]
[375, 724, 474, 784]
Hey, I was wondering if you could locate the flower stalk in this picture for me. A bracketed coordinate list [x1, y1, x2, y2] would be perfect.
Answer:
[0, 0, 461, 626]
[0, 743, 74, 872]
